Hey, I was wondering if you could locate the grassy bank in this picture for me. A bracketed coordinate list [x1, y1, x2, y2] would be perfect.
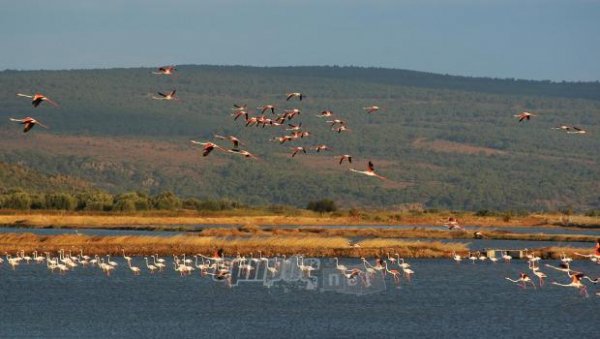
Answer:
[1, 210, 600, 229]
[0, 233, 467, 258]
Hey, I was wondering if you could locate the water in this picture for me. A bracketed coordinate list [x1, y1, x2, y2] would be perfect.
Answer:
[1, 258, 598, 337]
[0, 226, 182, 237]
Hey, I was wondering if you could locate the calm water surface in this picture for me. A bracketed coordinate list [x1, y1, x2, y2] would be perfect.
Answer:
[1, 258, 598, 338]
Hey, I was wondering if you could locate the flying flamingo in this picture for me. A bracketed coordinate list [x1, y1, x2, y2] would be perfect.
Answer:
[271, 135, 294, 144]
[152, 65, 176, 75]
[326, 119, 345, 127]
[506, 273, 536, 289]
[190, 141, 224, 157]
[333, 125, 350, 133]
[232, 104, 247, 111]
[16, 93, 59, 108]
[286, 92, 304, 101]
[338, 155, 352, 164]
[258, 105, 276, 114]
[152, 90, 178, 101]
[9, 117, 48, 133]
[227, 149, 258, 159]
[231, 110, 248, 121]
[314, 145, 330, 152]
[566, 126, 587, 134]
[350, 161, 387, 180]
[514, 112, 536, 122]
[552, 272, 589, 297]
[363, 106, 380, 113]
[214, 135, 243, 149]
[316, 110, 334, 118]
[290, 147, 307, 157]
[444, 217, 462, 230]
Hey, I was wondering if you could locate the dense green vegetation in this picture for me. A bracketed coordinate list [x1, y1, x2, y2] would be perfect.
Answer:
[0, 66, 598, 211]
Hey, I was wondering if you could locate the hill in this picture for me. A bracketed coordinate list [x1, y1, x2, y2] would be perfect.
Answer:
[0, 65, 598, 211]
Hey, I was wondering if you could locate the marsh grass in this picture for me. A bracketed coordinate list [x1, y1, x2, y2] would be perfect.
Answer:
[0, 233, 467, 258]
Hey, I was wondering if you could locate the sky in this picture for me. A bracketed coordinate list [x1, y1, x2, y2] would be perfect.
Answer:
[1, 0, 599, 81]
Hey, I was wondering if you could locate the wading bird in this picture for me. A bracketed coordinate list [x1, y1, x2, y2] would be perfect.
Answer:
[9, 117, 48, 133]
[17, 93, 59, 108]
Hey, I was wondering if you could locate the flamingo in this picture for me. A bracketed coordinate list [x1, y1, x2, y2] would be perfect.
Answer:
[122, 249, 132, 262]
[338, 155, 352, 164]
[232, 104, 247, 111]
[501, 251, 512, 263]
[326, 119, 345, 127]
[384, 261, 401, 284]
[316, 110, 333, 118]
[190, 141, 225, 157]
[529, 261, 547, 287]
[286, 123, 302, 131]
[506, 273, 536, 289]
[333, 257, 348, 272]
[126, 258, 141, 275]
[152, 65, 176, 75]
[444, 217, 462, 230]
[333, 125, 351, 133]
[271, 135, 294, 144]
[552, 273, 589, 297]
[17, 93, 59, 108]
[566, 126, 586, 134]
[231, 110, 248, 121]
[286, 92, 304, 101]
[144, 257, 157, 273]
[314, 145, 330, 152]
[152, 90, 178, 101]
[452, 251, 462, 263]
[514, 111, 536, 122]
[9, 117, 48, 133]
[214, 135, 243, 149]
[258, 105, 276, 114]
[106, 255, 118, 267]
[290, 147, 307, 157]
[350, 161, 387, 180]
[363, 106, 380, 113]
[227, 149, 258, 159]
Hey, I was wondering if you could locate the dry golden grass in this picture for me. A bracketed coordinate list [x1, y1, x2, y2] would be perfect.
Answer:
[1, 211, 599, 229]
[0, 233, 466, 258]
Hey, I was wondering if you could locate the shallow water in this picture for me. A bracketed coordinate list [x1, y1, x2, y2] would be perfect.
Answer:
[1, 257, 598, 338]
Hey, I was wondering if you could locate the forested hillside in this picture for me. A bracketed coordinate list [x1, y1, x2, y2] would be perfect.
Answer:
[0, 66, 598, 211]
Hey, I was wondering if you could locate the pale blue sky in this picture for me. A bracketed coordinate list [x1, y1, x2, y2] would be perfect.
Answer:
[1, 0, 599, 81]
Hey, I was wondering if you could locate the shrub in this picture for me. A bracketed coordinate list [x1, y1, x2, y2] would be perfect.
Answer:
[152, 192, 182, 210]
[306, 199, 337, 213]
[1, 191, 32, 210]
[45, 193, 77, 210]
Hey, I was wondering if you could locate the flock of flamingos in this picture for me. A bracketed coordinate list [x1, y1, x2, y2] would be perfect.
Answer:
[1, 245, 599, 297]
[4, 65, 598, 297]
[8, 65, 587, 181]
